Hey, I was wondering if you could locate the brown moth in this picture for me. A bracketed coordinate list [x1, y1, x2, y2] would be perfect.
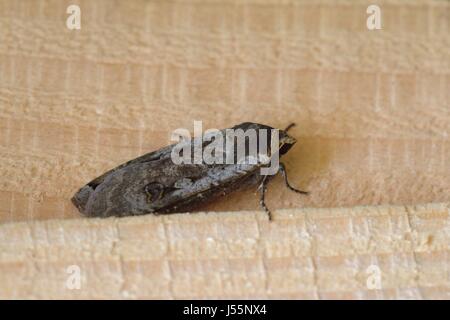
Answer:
[72, 122, 308, 220]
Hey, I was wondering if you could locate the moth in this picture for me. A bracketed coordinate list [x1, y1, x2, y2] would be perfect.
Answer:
[71, 122, 308, 220]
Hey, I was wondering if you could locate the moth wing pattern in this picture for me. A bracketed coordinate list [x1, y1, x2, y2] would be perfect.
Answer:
[72, 122, 304, 218]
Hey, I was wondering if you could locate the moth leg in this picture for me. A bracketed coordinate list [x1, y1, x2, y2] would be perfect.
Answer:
[258, 175, 272, 221]
[279, 163, 309, 195]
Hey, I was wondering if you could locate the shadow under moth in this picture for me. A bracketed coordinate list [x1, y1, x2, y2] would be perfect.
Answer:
[71, 122, 308, 220]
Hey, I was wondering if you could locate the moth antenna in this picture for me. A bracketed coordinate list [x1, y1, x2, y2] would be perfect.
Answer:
[284, 123, 296, 132]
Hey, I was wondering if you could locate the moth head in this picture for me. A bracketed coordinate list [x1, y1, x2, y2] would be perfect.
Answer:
[278, 123, 297, 156]
[278, 131, 296, 155]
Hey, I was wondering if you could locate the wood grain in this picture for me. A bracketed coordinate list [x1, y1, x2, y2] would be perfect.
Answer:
[0, 0, 449, 222]
[0, 203, 448, 299]
[0, 0, 449, 299]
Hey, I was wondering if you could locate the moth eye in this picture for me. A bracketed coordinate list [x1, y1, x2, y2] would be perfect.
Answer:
[279, 142, 293, 155]
[144, 182, 165, 202]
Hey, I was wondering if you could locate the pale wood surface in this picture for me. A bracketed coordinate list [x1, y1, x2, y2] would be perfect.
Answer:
[0, 204, 448, 299]
[0, 0, 449, 299]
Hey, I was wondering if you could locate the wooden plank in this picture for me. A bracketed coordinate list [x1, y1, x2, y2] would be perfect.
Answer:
[0, 0, 449, 223]
[0, 0, 449, 299]
[0, 203, 448, 299]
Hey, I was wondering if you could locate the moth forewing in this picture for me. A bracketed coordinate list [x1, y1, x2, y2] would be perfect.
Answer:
[71, 122, 304, 219]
